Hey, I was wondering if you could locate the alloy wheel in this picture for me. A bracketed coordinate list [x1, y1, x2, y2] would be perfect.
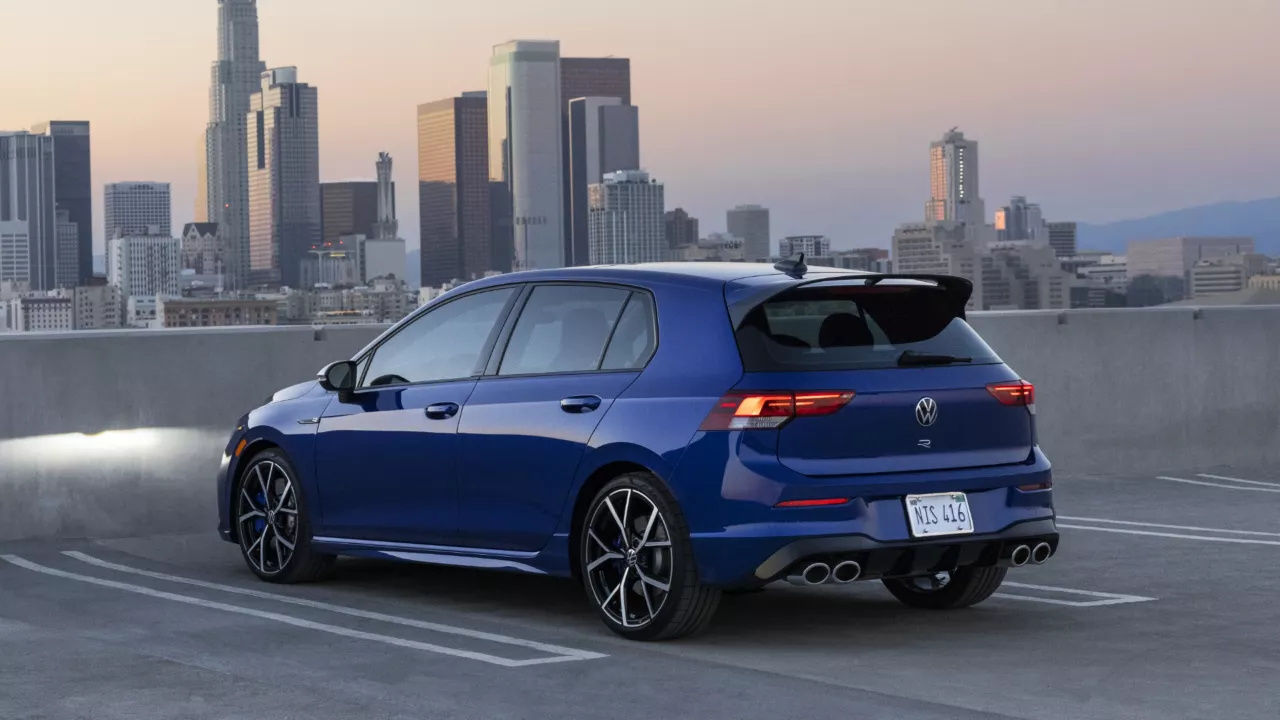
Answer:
[236, 459, 299, 576]
[584, 488, 674, 629]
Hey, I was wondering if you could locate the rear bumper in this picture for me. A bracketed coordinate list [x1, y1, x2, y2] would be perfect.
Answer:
[677, 442, 1056, 586]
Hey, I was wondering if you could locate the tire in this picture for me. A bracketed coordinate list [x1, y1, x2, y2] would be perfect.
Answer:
[882, 566, 1007, 610]
[580, 472, 720, 640]
[234, 448, 335, 584]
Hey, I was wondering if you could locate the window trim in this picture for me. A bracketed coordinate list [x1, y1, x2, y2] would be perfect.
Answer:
[351, 284, 524, 392]
[484, 281, 659, 380]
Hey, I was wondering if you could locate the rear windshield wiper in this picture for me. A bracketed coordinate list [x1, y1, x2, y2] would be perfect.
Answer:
[897, 350, 973, 366]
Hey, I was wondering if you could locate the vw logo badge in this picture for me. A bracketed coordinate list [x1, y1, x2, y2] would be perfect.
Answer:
[915, 397, 938, 427]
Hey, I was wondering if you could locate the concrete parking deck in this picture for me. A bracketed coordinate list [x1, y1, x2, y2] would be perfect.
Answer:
[2, 467, 1276, 720]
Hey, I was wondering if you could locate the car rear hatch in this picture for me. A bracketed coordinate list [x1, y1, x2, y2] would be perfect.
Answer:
[727, 274, 1035, 476]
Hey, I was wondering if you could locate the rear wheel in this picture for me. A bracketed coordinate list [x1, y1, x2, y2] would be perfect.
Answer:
[882, 566, 1006, 609]
[235, 448, 335, 583]
[580, 473, 720, 640]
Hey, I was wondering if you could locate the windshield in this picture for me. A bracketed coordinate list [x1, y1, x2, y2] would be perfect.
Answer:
[734, 280, 1001, 371]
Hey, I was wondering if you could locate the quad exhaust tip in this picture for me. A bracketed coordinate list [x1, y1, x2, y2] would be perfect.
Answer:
[787, 562, 832, 586]
[1031, 542, 1052, 564]
[831, 560, 862, 584]
[1010, 544, 1032, 567]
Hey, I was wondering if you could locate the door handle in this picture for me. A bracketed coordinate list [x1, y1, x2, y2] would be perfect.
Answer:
[560, 395, 603, 414]
[424, 402, 460, 420]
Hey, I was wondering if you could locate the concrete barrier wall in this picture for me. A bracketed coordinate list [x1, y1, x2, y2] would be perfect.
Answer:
[1, 306, 1276, 541]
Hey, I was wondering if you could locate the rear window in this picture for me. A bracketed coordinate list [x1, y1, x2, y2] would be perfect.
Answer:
[735, 280, 1001, 371]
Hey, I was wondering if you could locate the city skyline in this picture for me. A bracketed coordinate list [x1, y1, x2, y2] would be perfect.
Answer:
[3, 1, 1277, 258]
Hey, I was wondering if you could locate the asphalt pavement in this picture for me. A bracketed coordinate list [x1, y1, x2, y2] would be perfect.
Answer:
[1, 466, 1277, 720]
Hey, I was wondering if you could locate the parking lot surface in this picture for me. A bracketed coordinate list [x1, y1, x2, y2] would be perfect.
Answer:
[2, 467, 1277, 719]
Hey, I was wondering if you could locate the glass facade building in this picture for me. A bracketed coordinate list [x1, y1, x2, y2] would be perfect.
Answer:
[32, 121, 92, 285]
[418, 93, 491, 287]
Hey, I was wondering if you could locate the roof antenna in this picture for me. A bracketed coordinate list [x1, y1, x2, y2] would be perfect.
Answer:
[774, 253, 807, 279]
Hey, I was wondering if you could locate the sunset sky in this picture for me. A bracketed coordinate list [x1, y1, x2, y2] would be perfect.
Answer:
[2, 0, 1278, 255]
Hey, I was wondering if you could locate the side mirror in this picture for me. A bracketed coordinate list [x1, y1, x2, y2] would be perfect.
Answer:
[318, 360, 358, 402]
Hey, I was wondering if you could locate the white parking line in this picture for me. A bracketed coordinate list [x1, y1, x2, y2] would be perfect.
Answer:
[63, 551, 602, 663]
[1156, 476, 1280, 493]
[995, 581, 1155, 607]
[4, 554, 602, 667]
[1058, 524, 1280, 546]
[1057, 516, 1280, 538]
[1197, 473, 1280, 488]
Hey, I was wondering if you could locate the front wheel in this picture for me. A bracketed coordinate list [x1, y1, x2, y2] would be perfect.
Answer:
[235, 448, 335, 583]
[882, 566, 1007, 609]
[580, 473, 720, 640]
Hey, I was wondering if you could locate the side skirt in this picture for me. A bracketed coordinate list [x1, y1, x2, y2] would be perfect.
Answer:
[311, 536, 553, 575]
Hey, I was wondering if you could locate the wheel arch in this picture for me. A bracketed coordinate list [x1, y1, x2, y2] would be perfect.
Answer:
[225, 437, 281, 543]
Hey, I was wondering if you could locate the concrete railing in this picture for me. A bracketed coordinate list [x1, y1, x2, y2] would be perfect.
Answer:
[2, 306, 1277, 542]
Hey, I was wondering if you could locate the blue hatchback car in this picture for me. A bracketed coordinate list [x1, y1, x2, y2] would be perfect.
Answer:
[217, 261, 1057, 640]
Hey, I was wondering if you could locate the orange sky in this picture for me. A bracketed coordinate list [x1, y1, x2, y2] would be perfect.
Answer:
[2, 0, 1278, 254]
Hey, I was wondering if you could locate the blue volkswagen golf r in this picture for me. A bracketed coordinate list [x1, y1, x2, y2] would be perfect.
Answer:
[217, 261, 1058, 640]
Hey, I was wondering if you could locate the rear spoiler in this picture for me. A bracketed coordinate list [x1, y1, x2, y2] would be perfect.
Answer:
[727, 273, 974, 327]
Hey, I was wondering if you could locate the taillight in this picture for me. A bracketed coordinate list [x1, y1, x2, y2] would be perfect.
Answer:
[700, 391, 854, 430]
[987, 380, 1034, 406]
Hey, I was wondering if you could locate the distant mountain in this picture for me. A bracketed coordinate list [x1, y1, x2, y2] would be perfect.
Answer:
[1078, 197, 1280, 256]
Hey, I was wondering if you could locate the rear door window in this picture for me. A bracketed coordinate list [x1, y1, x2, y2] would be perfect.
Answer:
[735, 280, 1001, 371]
[499, 285, 631, 376]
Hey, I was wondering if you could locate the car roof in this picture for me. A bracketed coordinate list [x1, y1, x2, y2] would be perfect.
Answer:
[460, 262, 869, 292]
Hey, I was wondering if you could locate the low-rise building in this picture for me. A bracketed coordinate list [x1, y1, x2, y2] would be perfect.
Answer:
[5, 294, 74, 332]
[157, 297, 278, 328]
[778, 235, 831, 258]
[671, 233, 745, 262]
[74, 281, 125, 329]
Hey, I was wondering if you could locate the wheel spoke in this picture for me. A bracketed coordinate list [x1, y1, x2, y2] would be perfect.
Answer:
[273, 477, 293, 513]
[259, 523, 269, 570]
[238, 510, 264, 523]
[621, 489, 633, 535]
[586, 552, 623, 572]
[275, 533, 295, 552]
[618, 567, 630, 627]
[587, 528, 613, 554]
[601, 568, 625, 608]
[241, 487, 263, 512]
[603, 497, 629, 547]
[635, 567, 670, 593]
[642, 539, 671, 548]
[254, 464, 270, 502]
[639, 576, 655, 619]
[637, 509, 658, 549]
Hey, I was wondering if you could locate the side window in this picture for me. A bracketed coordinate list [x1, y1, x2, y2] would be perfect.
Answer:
[499, 285, 630, 376]
[362, 287, 515, 387]
[601, 293, 657, 370]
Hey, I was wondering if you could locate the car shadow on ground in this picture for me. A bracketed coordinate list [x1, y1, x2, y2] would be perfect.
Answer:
[321, 558, 1044, 646]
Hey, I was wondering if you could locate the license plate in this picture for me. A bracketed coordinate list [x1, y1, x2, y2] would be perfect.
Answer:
[904, 492, 974, 538]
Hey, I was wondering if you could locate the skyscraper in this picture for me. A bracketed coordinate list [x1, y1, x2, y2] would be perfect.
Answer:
[373, 152, 398, 241]
[0, 131, 56, 290]
[560, 57, 632, 266]
[55, 209, 79, 289]
[320, 182, 379, 248]
[247, 67, 320, 287]
[1048, 221, 1078, 257]
[364, 152, 405, 282]
[588, 170, 665, 265]
[418, 93, 491, 287]
[664, 208, 699, 249]
[489, 40, 566, 272]
[926, 128, 984, 226]
[108, 234, 182, 298]
[727, 205, 771, 262]
[31, 121, 92, 285]
[104, 182, 171, 240]
[205, 0, 266, 289]
[567, 97, 640, 265]
[994, 195, 1046, 243]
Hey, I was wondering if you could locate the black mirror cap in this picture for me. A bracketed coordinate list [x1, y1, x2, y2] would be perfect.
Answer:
[318, 360, 358, 395]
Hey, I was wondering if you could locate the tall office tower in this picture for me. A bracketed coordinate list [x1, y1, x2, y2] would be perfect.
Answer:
[489, 40, 566, 272]
[205, 0, 266, 289]
[373, 152, 398, 240]
[247, 67, 320, 287]
[31, 121, 92, 284]
[727, 204, 771, 262]
[418, 93, 491, 287]
[108, 234, 182, 298]
[664, 208, 699, 249]
[194, 132, 209, 223]
[320, 182, 379, 248]
[560, 57, 632, 265]
[1048, 221, 1078, 257]
[587, 170, 665, 265]
[566, 97, 640, 266]
[0, 132, 56, 290]
[104, 182, 172, 240]
[926, 128, 984, 226]
[55, 210, 80, 288]
[994, 195, 1046, 243]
